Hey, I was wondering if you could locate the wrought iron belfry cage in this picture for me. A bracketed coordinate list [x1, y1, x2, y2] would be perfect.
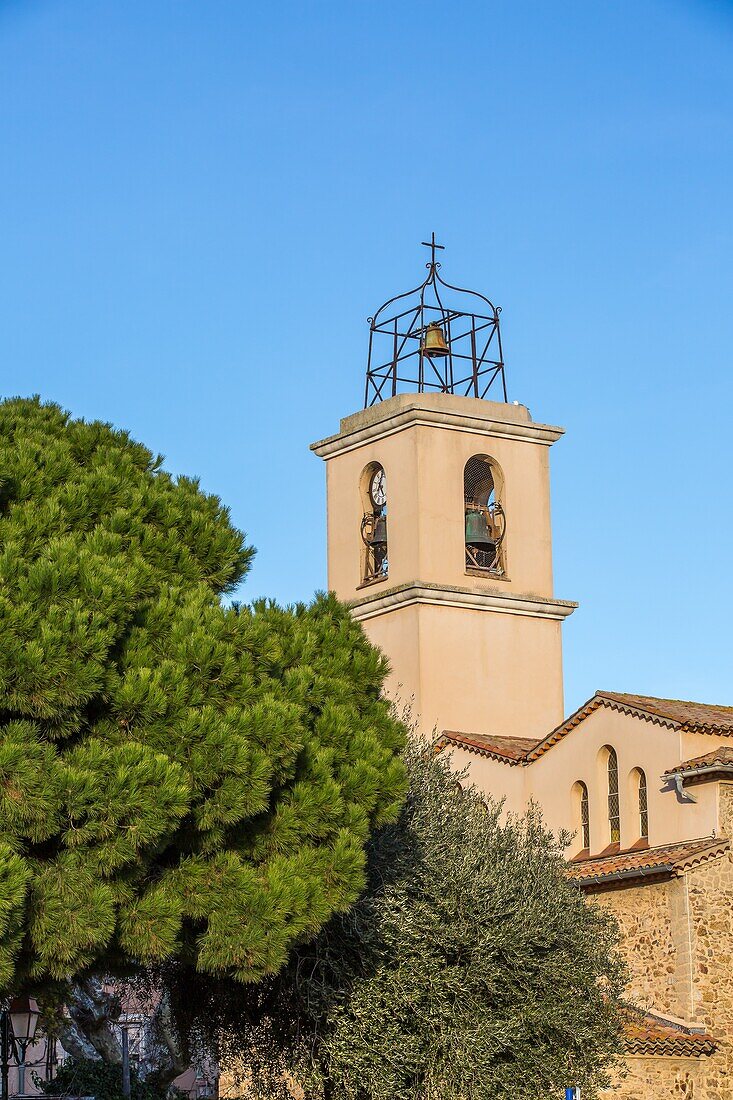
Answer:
[364, 235, 507, 408]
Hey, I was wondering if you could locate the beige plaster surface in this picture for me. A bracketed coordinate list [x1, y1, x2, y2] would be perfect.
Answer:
[312, 390, 733, 855]
[365, 599, 566, 740]
[451, 707, 726, 855]
[312, 393, 563, 600]
[311, 392, 575, 739]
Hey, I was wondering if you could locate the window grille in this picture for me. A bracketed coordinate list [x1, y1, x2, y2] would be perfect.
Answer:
[579, 782, 590, 850]
[638, 770, 649, 840]
[607, 749, 620, 844]
[464, 456, 506, 575]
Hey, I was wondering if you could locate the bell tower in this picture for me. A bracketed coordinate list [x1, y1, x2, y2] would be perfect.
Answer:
[311, 239, 576, 740]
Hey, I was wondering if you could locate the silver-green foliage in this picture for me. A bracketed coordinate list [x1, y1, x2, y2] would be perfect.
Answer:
[198, 743, 625, 1100]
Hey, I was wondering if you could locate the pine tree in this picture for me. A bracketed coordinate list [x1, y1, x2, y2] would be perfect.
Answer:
[0, 396, 407, 993]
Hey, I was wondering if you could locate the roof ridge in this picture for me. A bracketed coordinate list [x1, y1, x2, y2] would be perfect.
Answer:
[597, 690, 733, 727]
[599, 688, 733, 710]
[436, 692, 733, 769]
[527, 691, 733, 764]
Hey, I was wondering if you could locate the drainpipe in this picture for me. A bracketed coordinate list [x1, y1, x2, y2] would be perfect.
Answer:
[664, 771, 698, 803]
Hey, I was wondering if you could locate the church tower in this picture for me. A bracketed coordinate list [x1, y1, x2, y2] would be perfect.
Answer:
[311, 239, 576, 740]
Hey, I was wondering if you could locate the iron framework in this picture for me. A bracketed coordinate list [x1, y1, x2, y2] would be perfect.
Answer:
[364, 235, 507, 408]
[360, 510, 388, 582]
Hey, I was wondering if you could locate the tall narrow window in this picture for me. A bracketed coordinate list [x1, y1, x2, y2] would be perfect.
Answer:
[464, 456, 506, 575]
[638, 770, 649, 840]
[360, 463, 388, 583]
[578, 782, 590, 850]
[607, 748, 620, 845]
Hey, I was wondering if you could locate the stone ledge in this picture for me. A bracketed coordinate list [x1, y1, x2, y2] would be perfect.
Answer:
[348, 580, 577, 622]
[311, 393, 564, 457]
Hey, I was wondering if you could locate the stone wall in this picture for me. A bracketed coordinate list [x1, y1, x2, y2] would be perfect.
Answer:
[594, 878, 691, 1019]
[605, 1057, 704, 1099]
[716, 782, 733, 838]
[593, 839, 733, 1098]
[683, 847, 733, 1100]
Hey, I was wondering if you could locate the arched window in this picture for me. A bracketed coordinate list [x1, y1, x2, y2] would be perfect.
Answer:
[607, 748, 620, 845]
[637, 769, 649, 840]
[575, 781, 590, 851]
[464, 455, 506, 575]
[360, 463, 388, 583]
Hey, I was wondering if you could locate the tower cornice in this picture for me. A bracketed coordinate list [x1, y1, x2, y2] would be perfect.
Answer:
[348, 580, 577, 623]
[310, 393, 564, 459]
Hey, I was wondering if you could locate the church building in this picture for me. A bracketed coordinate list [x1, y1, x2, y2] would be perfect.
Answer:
[312, 241, 733, 1100]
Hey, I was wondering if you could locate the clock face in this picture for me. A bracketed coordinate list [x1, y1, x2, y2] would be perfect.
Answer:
[370, 468, 387, 507]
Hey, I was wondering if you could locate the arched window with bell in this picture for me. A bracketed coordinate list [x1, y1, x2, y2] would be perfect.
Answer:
[360, 462, 388, 584]
[464, 455, 506, 575]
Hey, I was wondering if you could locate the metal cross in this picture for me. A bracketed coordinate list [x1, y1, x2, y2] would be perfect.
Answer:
[421, 232, 445, 266]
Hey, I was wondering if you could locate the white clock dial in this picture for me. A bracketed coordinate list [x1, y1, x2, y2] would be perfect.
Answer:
[370, 469, 387, 507]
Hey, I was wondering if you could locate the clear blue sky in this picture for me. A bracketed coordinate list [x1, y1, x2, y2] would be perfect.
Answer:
[2, 0, 732, 715]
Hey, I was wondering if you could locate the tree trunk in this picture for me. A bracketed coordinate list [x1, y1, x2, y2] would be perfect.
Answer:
[138, 991, 190, 1092]
[54, 977, 123, 1064]
[46, 978, 190, 1095]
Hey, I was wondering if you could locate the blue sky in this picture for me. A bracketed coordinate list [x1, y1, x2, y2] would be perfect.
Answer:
[1, 0, 732, 714]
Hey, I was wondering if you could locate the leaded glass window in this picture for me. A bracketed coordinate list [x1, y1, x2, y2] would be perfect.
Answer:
[579, 782, 590, 850]
[638, 769, 649, 840]
[607, 749, 620, 844]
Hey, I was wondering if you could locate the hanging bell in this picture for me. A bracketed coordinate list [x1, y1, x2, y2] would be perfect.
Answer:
[465, 509, 493, 546]
[422, 321, 449, 358]
[371, 514, 388, 547]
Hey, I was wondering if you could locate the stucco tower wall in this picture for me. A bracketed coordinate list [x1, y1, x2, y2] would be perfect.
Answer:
[362, 599, 565, 741]
[312, 392, 576, 740]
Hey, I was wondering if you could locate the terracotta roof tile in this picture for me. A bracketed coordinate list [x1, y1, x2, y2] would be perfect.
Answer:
[436, 691, 733, 768]
[526, 691, 733, 763]
[566, 837, 729, 887]
[664, 746, 733, 776]
[623, 1010, 716, 1057]
[436, 731, 539, 763]
[597, 692, 733, 730]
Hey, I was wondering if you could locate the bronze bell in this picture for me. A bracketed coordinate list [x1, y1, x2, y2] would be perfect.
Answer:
[371, 514, 387, 547]
[422, 322, 449, 358]
[465, 508, 497, 569]
[465, 509, 492, 546]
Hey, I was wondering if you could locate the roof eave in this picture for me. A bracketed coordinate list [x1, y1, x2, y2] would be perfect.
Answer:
[667, 764, 733, 783]
[571, 863, 677, 890]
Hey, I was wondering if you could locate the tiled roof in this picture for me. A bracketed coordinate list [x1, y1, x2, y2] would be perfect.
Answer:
[598, 692, 733, 731]
[623, 1010, 716, 1057]
[436, 731, 539, 763]
[526, 691, 733, 762]
[664, 746, 733, 776]
[436, 691, 733, 768]
[567, 837, 729, 888]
